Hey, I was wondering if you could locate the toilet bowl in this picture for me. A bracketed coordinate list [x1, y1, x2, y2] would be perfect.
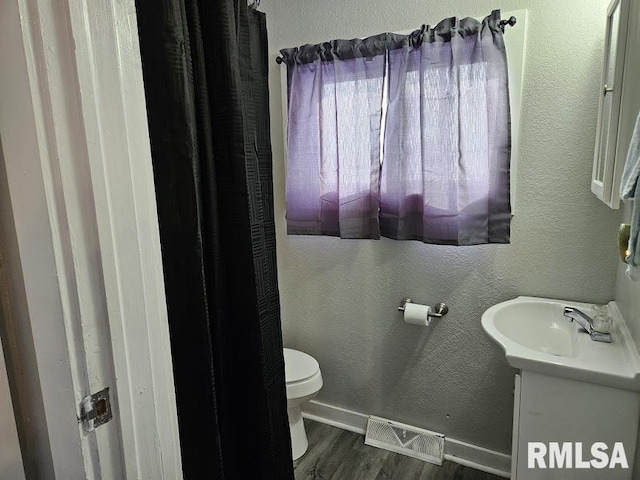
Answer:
[283, 348, 322, 460]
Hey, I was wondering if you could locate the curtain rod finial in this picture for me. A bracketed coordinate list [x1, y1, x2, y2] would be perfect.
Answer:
[499, 16, 517, 31]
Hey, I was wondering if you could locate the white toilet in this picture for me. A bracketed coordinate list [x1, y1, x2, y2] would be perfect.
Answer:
[283, 348, 322, 460]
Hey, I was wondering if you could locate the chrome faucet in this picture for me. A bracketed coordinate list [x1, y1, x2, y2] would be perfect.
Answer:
[563, 307, 611, 343]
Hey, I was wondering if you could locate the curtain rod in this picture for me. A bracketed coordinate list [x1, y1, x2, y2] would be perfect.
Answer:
[275, 15, 517, 65]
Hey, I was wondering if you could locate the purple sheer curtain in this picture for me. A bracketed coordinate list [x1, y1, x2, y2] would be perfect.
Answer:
[283, 41, 385, 238]
[282, 10, 511, 244]
[381, 12, 511, 244]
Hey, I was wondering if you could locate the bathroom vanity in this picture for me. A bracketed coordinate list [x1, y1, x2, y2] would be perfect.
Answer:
[482, 297, 640, 479]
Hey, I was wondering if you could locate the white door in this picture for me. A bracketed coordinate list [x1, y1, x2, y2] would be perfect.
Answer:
[0, 0, 182, 478]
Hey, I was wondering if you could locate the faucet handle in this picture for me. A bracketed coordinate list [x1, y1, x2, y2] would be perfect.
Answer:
[593, 314, 613, 334]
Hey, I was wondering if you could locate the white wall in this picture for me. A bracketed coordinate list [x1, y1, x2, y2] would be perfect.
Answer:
[0, 138, 26, 479]
[616, 204, 640, 351]
[263, 0, 620, 454]
[615, 204, 640, 478]
[0, 328, 24, 480]
[0, 136, 48, 478]
[613, 0, 640, 355]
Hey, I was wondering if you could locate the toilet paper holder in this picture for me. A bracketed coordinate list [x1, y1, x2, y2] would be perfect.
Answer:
[397, 297, 449, 318]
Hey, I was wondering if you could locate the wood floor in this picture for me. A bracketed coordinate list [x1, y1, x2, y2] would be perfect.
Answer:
[294, 420, 505, 480]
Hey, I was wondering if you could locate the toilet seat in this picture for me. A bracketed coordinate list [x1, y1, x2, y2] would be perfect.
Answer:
[283, 348, 322, 399]
[284, 348, 319, 383]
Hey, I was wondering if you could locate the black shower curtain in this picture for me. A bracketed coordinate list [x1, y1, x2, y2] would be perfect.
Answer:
[134, 1, 293, 478]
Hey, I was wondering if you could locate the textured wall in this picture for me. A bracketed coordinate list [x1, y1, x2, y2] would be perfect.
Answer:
[614, 0, 640, 355]
[616, 203, 640, 349]
[262, 0, 619, 453]
[615, 203, 640, 478]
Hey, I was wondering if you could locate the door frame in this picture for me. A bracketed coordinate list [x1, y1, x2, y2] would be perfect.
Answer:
[0, 0, 182, 477]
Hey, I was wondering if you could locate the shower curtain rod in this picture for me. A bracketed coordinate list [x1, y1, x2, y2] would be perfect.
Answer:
[274, 15, 517, 65]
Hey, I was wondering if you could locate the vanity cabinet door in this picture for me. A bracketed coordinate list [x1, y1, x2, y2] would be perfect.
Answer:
[592, 0, 630, 209]
[514, 370, 637, 479]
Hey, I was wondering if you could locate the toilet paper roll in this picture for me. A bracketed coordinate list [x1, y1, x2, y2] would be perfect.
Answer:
[403, 303, 431, 327]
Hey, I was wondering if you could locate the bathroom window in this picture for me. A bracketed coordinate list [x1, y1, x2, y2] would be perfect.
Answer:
[281, 10, 525, 245]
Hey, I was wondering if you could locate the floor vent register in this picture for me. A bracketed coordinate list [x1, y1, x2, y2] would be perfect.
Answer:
[364, 415, 445, 465]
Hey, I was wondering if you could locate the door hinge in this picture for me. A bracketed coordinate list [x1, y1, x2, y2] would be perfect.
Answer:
[80, 387, 112, 432]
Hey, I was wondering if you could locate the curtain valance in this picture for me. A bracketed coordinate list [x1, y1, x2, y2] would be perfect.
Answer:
[279, 10, 503, 65]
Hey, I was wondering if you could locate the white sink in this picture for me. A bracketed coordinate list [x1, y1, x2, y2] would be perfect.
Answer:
[482, 296, 640, 391]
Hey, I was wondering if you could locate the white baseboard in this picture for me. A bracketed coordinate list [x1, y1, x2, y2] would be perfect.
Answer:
[302, 400, 511, 478]
[302, 399, 368, 435]
[445, 438, 511, 478]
